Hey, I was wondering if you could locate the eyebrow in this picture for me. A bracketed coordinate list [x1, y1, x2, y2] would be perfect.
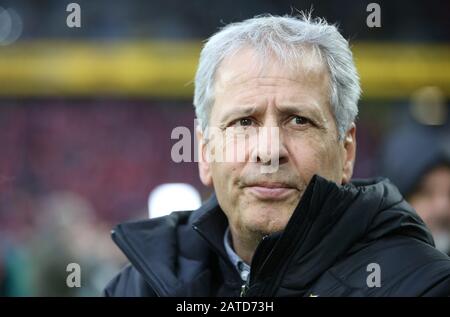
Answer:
[218, 104, 259, 126]
[276, 103, 325, 120]
[217, 102, 327, 127]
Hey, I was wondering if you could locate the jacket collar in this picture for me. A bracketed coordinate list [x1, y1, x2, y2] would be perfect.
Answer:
[112, 175, 433, 296]
[242, 175, 433, 296]
[111, 193, 240, 296]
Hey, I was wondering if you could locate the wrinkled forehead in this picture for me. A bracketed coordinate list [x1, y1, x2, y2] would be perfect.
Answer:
[214, 44, 329, 91]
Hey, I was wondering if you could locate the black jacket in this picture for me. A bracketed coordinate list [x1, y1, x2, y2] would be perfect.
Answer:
[104, 175, 450, 297]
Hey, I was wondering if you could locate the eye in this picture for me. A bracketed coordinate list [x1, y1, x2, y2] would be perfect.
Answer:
[233, 118, 254, 127]
[291, 115, 310, 126]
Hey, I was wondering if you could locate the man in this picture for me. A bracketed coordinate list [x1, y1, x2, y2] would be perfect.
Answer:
[105, 14, 450, 296]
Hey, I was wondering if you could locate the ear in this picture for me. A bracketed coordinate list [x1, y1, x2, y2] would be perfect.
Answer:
[196, 127, 213, 187]
[341, 123, 356, 184]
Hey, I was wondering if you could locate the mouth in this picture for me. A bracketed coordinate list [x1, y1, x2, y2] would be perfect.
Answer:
[245, 182, 298, 200]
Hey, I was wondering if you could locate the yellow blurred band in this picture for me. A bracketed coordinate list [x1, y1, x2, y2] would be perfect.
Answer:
[0, 40, 449, 99]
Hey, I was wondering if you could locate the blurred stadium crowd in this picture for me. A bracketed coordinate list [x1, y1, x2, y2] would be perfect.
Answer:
[0, 0, 449, 296]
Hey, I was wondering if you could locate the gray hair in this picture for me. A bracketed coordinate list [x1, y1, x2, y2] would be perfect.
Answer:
[193, 13, 361, 139]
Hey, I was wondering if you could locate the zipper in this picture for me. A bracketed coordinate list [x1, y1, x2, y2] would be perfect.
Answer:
[240, 278, 250, 297]
[238, 260, 251, 297]
[111, 227, 166, 297]
[239, 234, 273, 297]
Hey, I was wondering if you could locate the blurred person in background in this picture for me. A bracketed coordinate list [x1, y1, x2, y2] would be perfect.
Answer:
[105, 15, 450, 297]
[28, 191, 125, 296]
[381, 87, 450, 256]
[410, 162, 450, 255]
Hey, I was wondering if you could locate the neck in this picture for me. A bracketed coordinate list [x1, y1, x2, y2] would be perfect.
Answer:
[229, 226, 264, 265]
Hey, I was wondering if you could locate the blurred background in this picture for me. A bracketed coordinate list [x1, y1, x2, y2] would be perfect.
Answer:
[0, 0, 449, 296]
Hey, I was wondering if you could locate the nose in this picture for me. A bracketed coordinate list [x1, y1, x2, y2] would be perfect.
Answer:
[251, 126, 288, 171]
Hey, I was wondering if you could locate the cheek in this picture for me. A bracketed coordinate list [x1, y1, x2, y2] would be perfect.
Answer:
[210, 162, 242, 208]
[320, 142, 344, 177]
[211, 162, 234, 191]
[288, 135, 342, 181]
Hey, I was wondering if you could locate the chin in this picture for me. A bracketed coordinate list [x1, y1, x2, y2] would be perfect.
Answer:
[243, 210, 290, 236]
